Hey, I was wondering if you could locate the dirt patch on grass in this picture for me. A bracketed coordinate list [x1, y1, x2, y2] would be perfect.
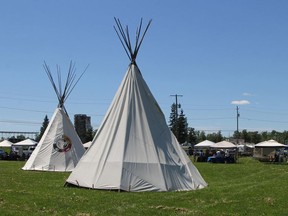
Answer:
[151, 205, 197, 215]
[264, 197, 275, 206]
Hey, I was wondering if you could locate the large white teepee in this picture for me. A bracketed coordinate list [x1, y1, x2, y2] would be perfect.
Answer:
[66, 19, 207, 191]
[22, 62, 86, 172]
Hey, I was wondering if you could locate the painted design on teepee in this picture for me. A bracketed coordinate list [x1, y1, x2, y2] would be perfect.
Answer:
[53, 135, 72, 153]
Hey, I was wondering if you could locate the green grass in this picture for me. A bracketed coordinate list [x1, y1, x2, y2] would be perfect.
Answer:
[0, 158, 287, 216]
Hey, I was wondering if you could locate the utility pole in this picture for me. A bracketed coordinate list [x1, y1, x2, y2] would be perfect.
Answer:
[236, 106, 240, 143]
[170, 94, 183, 119]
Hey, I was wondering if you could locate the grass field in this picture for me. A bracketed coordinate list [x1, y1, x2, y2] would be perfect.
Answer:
[0, 157, 287, 216]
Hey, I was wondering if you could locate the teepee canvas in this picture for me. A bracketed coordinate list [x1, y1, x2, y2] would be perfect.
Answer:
[22, 62, 86, 172]
[66, 19, 207, 191]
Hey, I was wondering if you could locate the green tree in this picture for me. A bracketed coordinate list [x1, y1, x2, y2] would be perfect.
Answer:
[206, 131, 223, 142]
[240, 129, 249, 142]
[17, 135, 26, 140]
[187, 127, 197, 144]
[250, 131, 262, 144]
[176, 109, 188, 143]
[280, 131, 288, 144]
[169, 103, 188, 143]
[36, 115, 49, 142]
[169, 103, 178, 133]
[197, 131, 207, 143]
[234, 129, 251, 143]
[261, 131, 269, 142]
[83, 128, 94, 143]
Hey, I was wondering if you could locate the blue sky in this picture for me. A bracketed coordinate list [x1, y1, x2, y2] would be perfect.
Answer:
[0, 0, 288, 137]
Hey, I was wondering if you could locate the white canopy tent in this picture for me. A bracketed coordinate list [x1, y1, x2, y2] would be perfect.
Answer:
[237, 144, 255, 156]
[194, 140, 215, 148]
[12, 138, 37, 157]
[13, 138, 37, 146]
[254, 139, 286, 162]
[255, 139, 285, 148]
[0, 140, 13, 148]
[66, 19, 208, 192]
[210, 141, 236, 149]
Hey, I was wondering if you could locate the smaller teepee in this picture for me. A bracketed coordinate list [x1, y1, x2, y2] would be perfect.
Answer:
[22, 62, 86, 172]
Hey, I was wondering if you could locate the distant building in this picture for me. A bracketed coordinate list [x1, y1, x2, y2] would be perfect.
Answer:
[74, 114, 92, 143]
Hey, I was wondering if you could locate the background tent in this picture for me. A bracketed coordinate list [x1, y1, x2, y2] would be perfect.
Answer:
[193, 140, 215, 162]
[13, 138, 37, 146]
[194, 140, 215, 148]
[12, 138, 37, 157]
[207, 141, 237, 163]
[0, 140, 13, 148]
[66, 19, 207, 192]
[254, 140, 285, 162]
[255, 139, 285, 148]
[210, 141, 236, 149]
[237, 144, 255, 156]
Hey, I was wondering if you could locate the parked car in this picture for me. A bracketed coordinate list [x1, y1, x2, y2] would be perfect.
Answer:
[0, 149, 5, 159]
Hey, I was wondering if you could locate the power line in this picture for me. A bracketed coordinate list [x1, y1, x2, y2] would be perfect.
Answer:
[0, 106, 52, 114]
[241, 117, 288, 124]
[185, 108, 233, 111]
[0, 120, 42, 125]
[188, 117, 234, 121]
[0, 130, 38, 134]
[240, 107, 288, 115]
[0, 95, 54, 103]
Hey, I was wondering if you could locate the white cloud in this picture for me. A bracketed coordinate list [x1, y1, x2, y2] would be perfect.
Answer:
[231, 100, 250, 105]
[243, 92, 254, 96]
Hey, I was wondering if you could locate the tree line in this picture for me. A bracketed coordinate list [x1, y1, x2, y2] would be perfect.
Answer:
[169, 103, 288, 145]
[5, 103, 288, 145]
